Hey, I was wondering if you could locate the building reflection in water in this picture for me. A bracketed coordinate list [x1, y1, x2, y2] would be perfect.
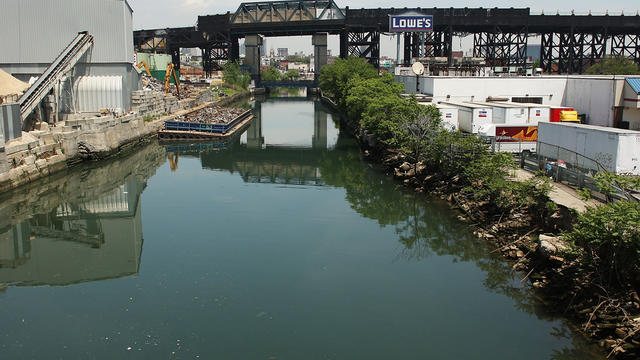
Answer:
[0, 143, 164, 288]
[164, 99, 336, 187]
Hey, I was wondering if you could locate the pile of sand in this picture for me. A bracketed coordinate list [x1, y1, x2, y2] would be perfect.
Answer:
[0, 69, 29, 97]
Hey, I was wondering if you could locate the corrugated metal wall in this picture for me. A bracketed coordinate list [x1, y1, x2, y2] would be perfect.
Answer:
[0, 0, 133, 65]
[0, 103, 22, 142]
[73, 76, 124, 113]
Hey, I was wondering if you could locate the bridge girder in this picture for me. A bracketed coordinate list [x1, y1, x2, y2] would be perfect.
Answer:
[135, 7, 640, 74]
[231, 0, 344, 24]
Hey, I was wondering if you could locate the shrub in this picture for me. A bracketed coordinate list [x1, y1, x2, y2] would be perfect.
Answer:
[565, 200, 640, 287]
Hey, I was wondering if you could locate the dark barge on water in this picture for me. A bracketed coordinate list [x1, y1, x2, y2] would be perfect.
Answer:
[158, 109, 254, 141]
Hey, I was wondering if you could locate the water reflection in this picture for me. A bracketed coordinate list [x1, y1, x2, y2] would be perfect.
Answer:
[164, 99, 337, 186]
[161, 98, 601, 358]
[0, 142, 165, 288]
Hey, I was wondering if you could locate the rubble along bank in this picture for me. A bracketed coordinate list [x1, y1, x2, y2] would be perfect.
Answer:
[325, 98, 640, 359]
[0, 90, 249, 195]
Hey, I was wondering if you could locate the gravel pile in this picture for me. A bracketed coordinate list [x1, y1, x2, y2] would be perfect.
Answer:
[174, 105, 246, 124]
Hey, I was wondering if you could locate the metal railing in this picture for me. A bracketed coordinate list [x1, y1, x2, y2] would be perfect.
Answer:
[519, 142, 633, 203]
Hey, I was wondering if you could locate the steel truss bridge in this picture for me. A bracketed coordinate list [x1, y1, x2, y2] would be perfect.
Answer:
[134, 1, 640, 75]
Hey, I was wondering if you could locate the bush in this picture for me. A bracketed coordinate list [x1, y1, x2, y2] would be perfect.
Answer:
[222, 61, 250, 89]
[565, 201, 640, 287]
[318, 56, 378, 109]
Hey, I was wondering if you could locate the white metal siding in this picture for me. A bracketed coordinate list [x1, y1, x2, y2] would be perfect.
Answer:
[73, 76, 124, 113]
[0, 1, 21, 63]
[472, 109, 493, 133]
[0, 0, 133, 65]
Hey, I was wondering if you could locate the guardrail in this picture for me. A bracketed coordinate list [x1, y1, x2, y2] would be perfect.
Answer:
[518, 142, 633, 203]
[164, 110, 253, 134]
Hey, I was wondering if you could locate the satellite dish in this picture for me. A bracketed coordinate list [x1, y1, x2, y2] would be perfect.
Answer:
[412, 62, 425, 75]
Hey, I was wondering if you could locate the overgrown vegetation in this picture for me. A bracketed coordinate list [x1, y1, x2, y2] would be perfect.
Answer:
[319, 56, 552, 217]
[566, 173, 640, 289]
[320, 55, 640, 359]
[585, 56, 640, 75]
[222, 61, 250, 89]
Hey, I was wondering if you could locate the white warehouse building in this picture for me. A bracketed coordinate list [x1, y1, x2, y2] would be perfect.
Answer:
[395, 73, 637, 130]
[0, 0, 139, 113]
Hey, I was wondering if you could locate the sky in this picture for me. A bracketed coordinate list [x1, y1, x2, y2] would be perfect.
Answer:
[128, 0, 640, 57]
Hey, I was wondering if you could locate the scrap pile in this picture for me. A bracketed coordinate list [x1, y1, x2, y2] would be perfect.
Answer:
[140, 73, 201, 99]
[174, 105, 246, 124]
[141, 73, 163, 92]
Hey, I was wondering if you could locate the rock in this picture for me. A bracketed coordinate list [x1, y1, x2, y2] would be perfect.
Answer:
[516, 250, 525, 258]
[399, 162, 411, 171]
[405, 169, 416, 177]
[615, 328, 628, 338]
[538, 235, 569, 259]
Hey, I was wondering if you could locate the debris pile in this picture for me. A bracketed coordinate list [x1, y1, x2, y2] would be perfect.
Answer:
[174, 105, 246, 124]
[140, 73, 202, 99]
[141, 74, 163, 92]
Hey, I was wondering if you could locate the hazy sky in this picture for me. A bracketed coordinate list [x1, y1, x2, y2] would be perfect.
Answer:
[129, 0, 640, 56]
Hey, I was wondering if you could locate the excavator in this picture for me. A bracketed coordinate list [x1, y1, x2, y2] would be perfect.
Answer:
[136, 61, 152, 76]
[164, 63, 180, 96]
[136, 60, 180, 96]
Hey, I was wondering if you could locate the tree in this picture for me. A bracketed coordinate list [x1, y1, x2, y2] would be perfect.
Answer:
[285, 69, 300, 80]
[585, 56, 640, 75]
[222, 61, 251, 89]
[261, 65, 282, 81]
[565, 200, 640, 288]
[318, 56, 379, 108]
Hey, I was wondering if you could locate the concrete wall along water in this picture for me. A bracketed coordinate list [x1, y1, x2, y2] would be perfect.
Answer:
[0, 87, 216, 193]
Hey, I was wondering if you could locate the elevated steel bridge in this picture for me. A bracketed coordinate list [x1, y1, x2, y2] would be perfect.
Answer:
[134, 1, 640, 75]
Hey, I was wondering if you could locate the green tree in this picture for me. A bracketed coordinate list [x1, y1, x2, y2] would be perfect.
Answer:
[585, 56, 640, 75]
[565, 200, 640, 288]
[318, 56, 378, 109]
[222, 61, 251, 89]
[261, 65, 282, 81]
[285, 69, 300, 80]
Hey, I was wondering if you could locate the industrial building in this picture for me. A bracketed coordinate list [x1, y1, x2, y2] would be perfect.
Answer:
[395, 73, 640, 130]
[0, 0, 139, 117]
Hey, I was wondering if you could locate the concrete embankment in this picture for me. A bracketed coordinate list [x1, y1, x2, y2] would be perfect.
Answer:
[0, 89, 248, 194]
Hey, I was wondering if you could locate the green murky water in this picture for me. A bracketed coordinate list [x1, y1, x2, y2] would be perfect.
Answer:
[0, 98, 602, 359]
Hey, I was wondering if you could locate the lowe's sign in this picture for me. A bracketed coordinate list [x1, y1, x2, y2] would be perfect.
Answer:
[389, 14, 434, 32]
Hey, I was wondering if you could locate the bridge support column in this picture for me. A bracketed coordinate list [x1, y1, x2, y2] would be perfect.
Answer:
[312, 33, 328, 84]
[312, 102, 327, 150]
[244, 35, 263, 85]
[247, 101, 263, 150]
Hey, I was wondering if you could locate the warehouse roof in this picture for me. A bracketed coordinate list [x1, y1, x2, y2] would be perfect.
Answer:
[627, 78, 640, 94]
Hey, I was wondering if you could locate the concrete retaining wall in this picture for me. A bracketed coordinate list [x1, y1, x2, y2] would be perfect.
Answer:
[0, 87, 233, 194]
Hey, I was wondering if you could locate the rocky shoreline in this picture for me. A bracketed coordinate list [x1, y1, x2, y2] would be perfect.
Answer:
[332, 107, 640, 359]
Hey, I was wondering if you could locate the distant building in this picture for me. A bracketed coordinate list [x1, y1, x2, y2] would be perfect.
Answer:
[527, 45, 541, 62]
[288, 63, 309, 72]
[277, 48, 289, 58]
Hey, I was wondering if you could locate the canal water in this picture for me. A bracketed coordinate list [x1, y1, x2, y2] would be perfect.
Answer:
[0, 98, 603, 359]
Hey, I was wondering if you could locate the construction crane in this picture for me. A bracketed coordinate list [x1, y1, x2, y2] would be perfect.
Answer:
[136, 61, 152, 76]
[164, 63, 180, 96]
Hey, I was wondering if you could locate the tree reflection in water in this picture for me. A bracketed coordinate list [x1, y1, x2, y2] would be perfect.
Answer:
[320, 132, 602, 360]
